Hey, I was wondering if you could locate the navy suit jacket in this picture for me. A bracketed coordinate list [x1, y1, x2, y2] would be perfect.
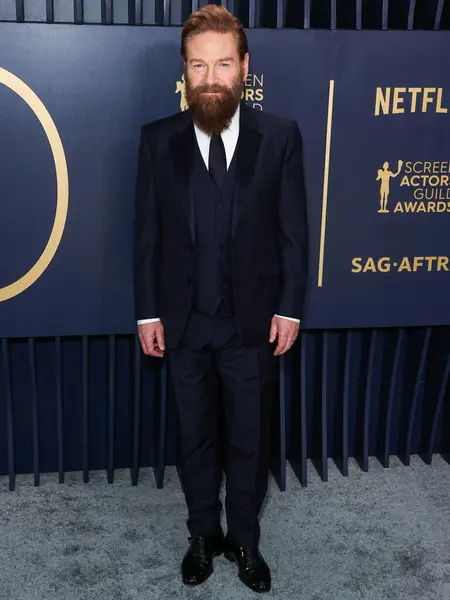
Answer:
[133, 103, 308, 349]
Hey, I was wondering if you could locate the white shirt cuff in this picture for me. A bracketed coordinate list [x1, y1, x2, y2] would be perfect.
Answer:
[138, 315, 299, 325]
[137, 318, 161, 325]
[274, 314, 300, 324]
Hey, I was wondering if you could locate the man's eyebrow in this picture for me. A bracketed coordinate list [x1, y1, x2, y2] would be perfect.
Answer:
[189, 57, 235, 63]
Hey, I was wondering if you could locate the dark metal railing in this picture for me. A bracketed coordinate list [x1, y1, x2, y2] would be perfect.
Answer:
[1, 328, 449, 490]
[1, 0, 449, 30]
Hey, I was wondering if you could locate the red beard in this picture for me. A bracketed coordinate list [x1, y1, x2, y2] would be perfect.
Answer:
[185, 71, 244, 136]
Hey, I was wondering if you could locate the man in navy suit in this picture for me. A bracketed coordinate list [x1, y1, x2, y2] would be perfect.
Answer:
[134, 4, 308, 593]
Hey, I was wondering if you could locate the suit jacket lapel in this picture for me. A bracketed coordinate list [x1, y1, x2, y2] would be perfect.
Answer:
[170, 117, 196, 242]
[232, 104, 263, 236]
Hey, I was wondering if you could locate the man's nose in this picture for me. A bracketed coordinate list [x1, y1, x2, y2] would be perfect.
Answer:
[204, 67, 217, 85]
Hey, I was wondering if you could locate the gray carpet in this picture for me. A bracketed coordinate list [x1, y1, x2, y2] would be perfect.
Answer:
[1, 456, 450, 600]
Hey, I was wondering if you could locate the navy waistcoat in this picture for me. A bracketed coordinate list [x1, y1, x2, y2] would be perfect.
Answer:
[192, 137, 237, 317]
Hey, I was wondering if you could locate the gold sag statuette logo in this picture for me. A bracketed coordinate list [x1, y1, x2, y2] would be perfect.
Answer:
[0, 67, 69, 302]
[175, 74, 188, 111]
[175, 72, 264, 111]
[375, 159, 450, 214]
[376, 160, 403, 212]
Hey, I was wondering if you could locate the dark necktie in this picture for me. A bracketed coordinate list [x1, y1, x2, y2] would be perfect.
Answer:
[209, 134, 227, 188]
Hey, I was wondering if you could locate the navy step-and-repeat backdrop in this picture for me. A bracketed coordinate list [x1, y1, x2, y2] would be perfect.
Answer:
[1, 25, 449, 337]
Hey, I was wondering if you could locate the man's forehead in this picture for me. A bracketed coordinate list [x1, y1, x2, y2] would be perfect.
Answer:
[186, 31, 239, 56]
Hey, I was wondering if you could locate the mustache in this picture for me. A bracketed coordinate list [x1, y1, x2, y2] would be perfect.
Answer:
[195, 84, 229, 94]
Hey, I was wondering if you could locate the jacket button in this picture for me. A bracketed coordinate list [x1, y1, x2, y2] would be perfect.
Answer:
[186, 277, 192, 285]
[188, 243, 194, 252]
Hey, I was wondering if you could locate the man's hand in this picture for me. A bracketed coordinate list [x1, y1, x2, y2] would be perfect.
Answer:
[138, 321, 165, 358]
[269, 316, 299, 356]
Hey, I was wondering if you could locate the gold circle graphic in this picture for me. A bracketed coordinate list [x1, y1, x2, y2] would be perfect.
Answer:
[0, 67, 69, 302]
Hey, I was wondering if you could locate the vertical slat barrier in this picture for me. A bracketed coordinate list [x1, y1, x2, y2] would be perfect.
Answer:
[107, 335, 115, 483]
[101, 0, 113, 24]
[82, 336, 89, 483]
[2, 339, 15, 491]
[382, 0, 389, 29]
[362, 330, 377, 472]
[154, 361, 167, 489]
[74, 0, 83, 24]
[225, 0, 234, 14]
[382, 328, 406, 468]
[15, 0, 25, 22]
[425, 352, 450, 464]
[55, 337, 64, 483]
[403, 327, 432, 466]
[321, 332, 329, 482]
[191, 0, 199, 13]
[300, 332, 308, 486]
[407, 0, 416, 29]
[276, 0, 285, 27]
[163, 0, 171, 25]
[128, 0, 135, 24]
[128, 0, 143, 24]
[340, 331, 352, 476]
[434, 0, 445, 29]
[356, 0, 362, 29]
[136, 0, 142, 24]
[330, 0, 337, 29]
[28, 339, 40, 487]
[304, 0, 311, 28]
[132, 334, 142, 485]
[249, 0, 257, 27]
[46, 0, 54, 23]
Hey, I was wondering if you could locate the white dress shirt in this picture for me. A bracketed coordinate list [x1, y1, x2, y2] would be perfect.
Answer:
[137, 105, 300, 326]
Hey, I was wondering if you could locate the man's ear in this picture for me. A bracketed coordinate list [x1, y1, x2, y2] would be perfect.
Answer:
[242, 53, 250, 81]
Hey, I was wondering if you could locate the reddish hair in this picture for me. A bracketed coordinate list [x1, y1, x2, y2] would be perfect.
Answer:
[181, 4, 248, 62]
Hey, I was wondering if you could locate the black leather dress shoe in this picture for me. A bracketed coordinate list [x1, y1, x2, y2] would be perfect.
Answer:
[224, 538, 271, 593]
[181, 534, 224, 586]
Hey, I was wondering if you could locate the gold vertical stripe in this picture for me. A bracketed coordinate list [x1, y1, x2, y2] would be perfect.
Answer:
[318, 79, 335, 288]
